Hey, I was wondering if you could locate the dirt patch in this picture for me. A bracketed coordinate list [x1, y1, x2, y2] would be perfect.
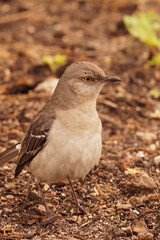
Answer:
[0, 0, 160, 239]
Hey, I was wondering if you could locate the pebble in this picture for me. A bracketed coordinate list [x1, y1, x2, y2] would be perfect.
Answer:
[148, 144, 156, 151]
[154, 155, 160, 166]
[105, 160, 115, 171]
[1, 197, 6, 201]
[4, 182, 15, 189]
[127, 169, 157, 190]
[6, 195, 14, 199]
[116, 202, 132, 210]
[132, 172, 157, 189]
[28, 191, 40, 201]
[132, 220, 148, 234]
[132, 209, 140, 215]
[38, 204, 46, 212]
[93, 186, 99, 196]
[43, 184, 50, 191]
[136, 151, 145, 158]
[136, 131, 157, 143]
[27, 219, 36, 225]
[34, 77, 59, 94]
[137, 232, 154, 240]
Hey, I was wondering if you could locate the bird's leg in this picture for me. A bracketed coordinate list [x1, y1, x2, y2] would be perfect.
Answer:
[36, 181, 53, 217]
[67, 176, 86, 215]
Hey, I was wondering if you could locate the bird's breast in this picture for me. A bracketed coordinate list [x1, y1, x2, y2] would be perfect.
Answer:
[29, 107, 102, 183]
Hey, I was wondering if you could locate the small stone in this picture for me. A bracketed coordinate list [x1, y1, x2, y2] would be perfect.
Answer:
[38, 204, 46, 212]
[72, 215, 78, 221]
[1, 4, 10, 13]
[116, 202, 132, 210]
[115, 229, 126, 237]
[93, 186, 99, 196]
[70, 208, 74, 215]
[28, 191, 40, 201]
[130, 171, 157, 190]
[47, 203, 53, 209]
[148, 144, 156, 151]
[136, 151, 145, 158]
[27, 26, 35, 34]
[9, 139, 19, 145]
[136, 131, 157, 143]
[43, 184, 50, 191]
[1, 197, 6, 201]
[106, 161, 115, 171]
[27, 219, 36, 225]
[34, 77, 59, 94]
[4, 182, 15, 189]
[114, 140, 118, 145]
[6, 195, 14, 199]
[137, 232, 154, 240]
[154, 155, 160, 167]
[132, 220, 148, 234]
[122, 227, 132, 235]
[132, 209, 140, 215]
[25, 111, 35, 120]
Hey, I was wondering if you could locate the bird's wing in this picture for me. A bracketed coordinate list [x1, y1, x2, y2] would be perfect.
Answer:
[15, 101, 55, 177]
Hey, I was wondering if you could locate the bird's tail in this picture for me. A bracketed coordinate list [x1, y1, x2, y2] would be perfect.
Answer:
[0, 144, 20, 166]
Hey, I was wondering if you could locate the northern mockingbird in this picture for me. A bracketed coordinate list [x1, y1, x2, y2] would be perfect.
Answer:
[0, 61, 121, 216]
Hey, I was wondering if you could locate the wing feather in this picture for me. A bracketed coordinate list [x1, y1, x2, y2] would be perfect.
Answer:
[15, 101, 55, 177]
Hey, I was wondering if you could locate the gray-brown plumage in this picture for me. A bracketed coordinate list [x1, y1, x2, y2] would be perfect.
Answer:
[0, 61, 121, 216]
[15, 101, 55, 177]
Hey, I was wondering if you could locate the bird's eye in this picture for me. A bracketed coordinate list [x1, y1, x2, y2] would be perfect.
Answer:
[84, 76, 93, 82]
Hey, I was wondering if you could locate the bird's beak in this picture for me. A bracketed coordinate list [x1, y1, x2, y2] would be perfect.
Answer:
[104, 75, 121, 82]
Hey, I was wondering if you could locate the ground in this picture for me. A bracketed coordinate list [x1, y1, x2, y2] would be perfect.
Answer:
[0, 0, 160, 239]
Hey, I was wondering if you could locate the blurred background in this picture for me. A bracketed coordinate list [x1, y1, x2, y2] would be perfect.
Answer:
[0, 0, 160, 239]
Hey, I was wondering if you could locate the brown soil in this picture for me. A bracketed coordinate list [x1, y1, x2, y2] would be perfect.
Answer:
[0, 0, 160, 239]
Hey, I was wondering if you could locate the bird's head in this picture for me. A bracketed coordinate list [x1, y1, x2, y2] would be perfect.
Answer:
[60, 61, 121, 97]
[53, 61, 121, 109]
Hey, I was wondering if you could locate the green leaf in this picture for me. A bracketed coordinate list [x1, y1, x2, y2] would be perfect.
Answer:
[42, 54, 67, 72]
[148, 53, 160, 66]
[42, 55, 55, 71]
[150, 88, 160, 98]
[123, 11, 160, 49]
[54, 54, 67, 66]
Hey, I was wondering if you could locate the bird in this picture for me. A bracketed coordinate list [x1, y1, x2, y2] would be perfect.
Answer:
[0, 61, 121, 216]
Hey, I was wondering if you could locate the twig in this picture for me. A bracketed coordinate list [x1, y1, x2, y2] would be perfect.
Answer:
[99, 113, 122, 127]
[0, 7, 44, 25]
[122, 146, 160, 154]
[0, 93, 51, 100]
[98, 98, 118, 108]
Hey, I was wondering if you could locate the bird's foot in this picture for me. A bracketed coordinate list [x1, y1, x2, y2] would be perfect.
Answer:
[76, 201, 86, 215]
[42, 214, 59, 225]
[45, 207, 54, 217]
[42, 207, 60, 225]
